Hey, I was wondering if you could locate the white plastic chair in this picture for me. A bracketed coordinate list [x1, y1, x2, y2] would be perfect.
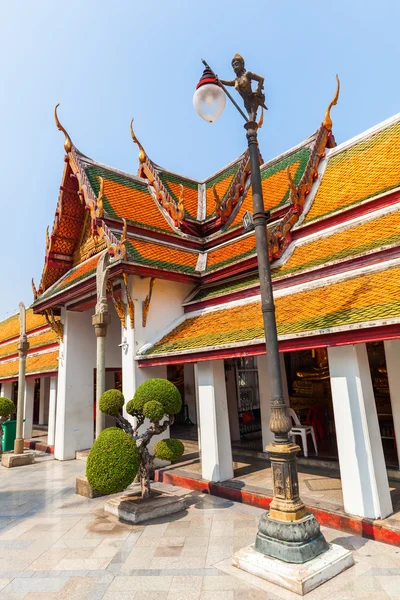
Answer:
[288, 408, 318, 458]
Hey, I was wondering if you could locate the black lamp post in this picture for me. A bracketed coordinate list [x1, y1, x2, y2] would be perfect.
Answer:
[193, 55, 328, 563]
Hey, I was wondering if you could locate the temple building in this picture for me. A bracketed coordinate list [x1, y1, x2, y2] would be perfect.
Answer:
[1, 90, 400, 523]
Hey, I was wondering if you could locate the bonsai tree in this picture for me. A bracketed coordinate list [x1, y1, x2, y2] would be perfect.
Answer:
[86, 380, 184, 499]
[0, 397, 15, 455]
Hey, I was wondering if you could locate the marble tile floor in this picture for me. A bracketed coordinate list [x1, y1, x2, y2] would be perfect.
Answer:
[1, 455, 400, 599]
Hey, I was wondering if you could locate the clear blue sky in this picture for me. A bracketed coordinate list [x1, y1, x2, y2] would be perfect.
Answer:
[1, 0, 399, 319]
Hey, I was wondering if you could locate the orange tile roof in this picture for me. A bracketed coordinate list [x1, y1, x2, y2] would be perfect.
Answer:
[39, 253, 100, 300]
[229, 147, 311, 229]
[275, 209, 400, 278]
[206, 235, 256, 272]
[0, 310, 48, 344]
[127, 239, 198, 274]
[144, 265, 400, 356]
[0, 329, 57, 360]
[305, 120, 400, 223]
[85, 166, 177, 234]
[0, 351, 59, 380]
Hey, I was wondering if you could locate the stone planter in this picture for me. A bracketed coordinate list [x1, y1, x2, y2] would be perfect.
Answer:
[104, 489, 186, 524]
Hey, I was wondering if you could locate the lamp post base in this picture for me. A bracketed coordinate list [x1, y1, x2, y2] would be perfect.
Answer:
[233, 543, 354, 596]
[14, 438, 24, 455]
[255, 513, 329, 564]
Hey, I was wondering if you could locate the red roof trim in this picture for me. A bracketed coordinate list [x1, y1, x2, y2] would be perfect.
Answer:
[138, 324, 400, 367]
[187, 245, 400, 312]
[294, 189, 400, 240]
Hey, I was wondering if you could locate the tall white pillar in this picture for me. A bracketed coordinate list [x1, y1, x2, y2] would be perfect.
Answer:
[23, 379, 35, 439]
[38, 377, 50, 425]
[0, 382, 13, 398]
[196, 360, 233, 482]
[384, 339, 400, 467]
[328, 344, 392, 519]
[183, 363, 197, 425]
[55, 309, 95, 460]
[259, 353, 289, 451]
[225, 362, 241, 442]
[47, 376, 57, 447]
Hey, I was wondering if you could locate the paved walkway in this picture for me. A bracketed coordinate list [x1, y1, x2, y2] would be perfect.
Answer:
[1, 455, 400, 599]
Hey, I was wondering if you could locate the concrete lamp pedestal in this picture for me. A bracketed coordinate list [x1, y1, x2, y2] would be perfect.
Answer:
[233, 543, 354, 596]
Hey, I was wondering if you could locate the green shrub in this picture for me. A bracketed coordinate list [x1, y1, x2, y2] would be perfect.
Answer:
[99, 389, 125, 416]
[126, 395, 145, 416]
[86, 427, 139, 495]
[132, 379, 182, 417]
[154, 438, 184, 462]
[0, 397, 14, 418]
[142, 401, 165, 422]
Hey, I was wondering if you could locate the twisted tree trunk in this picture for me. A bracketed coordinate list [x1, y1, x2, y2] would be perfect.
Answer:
[136, 417, 173, 499]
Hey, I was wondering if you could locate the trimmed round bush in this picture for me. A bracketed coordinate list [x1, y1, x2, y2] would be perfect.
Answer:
[126, 395, 145, 416]
[132, 379, 182, 416]
[86, 427, 140, 495]
[142, 401, 165, 422]
[0, 397, 14, 418]
[99, 389, 125, 416]
[154, 438, 184, 462]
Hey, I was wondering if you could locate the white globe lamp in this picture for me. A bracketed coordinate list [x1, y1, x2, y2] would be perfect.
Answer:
[193, 67, 226, 123]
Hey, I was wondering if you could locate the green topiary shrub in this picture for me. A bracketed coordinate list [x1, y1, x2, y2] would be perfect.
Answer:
[142, 400, 165, 422]
[99, 389, 124, 416]
[154, 438, 184, 462]
[86, 427, 140, 495]
[126, 395, 145, 416]
[133, 378, 182, 416]
[93, 379, 184, 500]
[0, 397, 14, 418]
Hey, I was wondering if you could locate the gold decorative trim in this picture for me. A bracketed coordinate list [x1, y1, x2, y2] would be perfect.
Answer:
[130, 118, 146, 163]
[43, 308, 64, 341]
[142, 277, 155, 327]
[108, 280, 127, 329]
[54, 104, 72, 153]
[97, 218, 127, 261]
[214, 149, 254, 224]
[123, 273, 135, 328]
[138, 158, 186, 225]
[212, 184, 221, 212]
[31, 278, 38, 301]
[323, 74, 340, 131]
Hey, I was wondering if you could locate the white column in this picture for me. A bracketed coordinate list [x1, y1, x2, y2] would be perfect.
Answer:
[47, 376, 57, 447]
[196, 360, 233, 482]
[225, 362, 240, 442]
[55, 309, 95, 460]
[384, 339, 400, 467]
[328, 344, 392, 519]
[121, 323, 136, 426]
[0, 382, 13, 398]
[38, 377, 50, 425]
[23, 378, 35, 439]
[259, 353, 290, 451]
[183, 363, 197, 425]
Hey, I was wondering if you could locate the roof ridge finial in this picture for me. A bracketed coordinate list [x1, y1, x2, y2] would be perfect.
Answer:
[54, 104, 72, 153]
[130, 118, 146, 163]
[323, 75, 340, 131]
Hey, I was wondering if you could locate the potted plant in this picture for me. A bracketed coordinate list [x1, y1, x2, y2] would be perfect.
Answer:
[86, 379, 184, 499]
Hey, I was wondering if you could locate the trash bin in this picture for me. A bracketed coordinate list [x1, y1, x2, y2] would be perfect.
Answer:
[1, 419, 25, 452]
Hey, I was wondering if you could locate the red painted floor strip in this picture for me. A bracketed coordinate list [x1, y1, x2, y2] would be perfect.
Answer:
[155, 469, 400, 547]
